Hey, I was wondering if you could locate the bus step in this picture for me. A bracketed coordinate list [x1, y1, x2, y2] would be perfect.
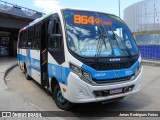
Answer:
[41, 80, 48, 86]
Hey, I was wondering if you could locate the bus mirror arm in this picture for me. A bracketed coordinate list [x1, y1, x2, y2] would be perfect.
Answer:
[48, 17, 59, 34]
[48, 20, 55, 35]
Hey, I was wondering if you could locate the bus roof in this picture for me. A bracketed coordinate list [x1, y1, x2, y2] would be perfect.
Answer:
[19, 8, 118, 32]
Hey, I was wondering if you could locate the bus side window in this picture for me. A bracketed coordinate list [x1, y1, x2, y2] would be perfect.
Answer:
[24, 31, 28, 48]
[31, 27, 35, 49]
[22, 32, 27, 48]
[35, 25, 40, 49]
[19, 33, 22, 48]
[28, 29, 32, 48]
[48, 18, 63, 49]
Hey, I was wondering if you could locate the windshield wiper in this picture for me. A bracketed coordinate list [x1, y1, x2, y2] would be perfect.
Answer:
[96, 33, 108, 59]
[108, 26, 132, 58]
[94, 13, 109, 60]
[100, 22, 115, 57]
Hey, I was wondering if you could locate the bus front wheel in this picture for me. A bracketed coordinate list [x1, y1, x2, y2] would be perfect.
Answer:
[53, 84, 74, 110]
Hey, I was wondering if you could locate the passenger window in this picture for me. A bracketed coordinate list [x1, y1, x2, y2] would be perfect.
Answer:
[28, 29, 32, 48]
[48, 18, 63, 50]
[22, 32, 27, 48]
[31, 28, 35, 49]
[35, 26, 40, 49]
[19, 33, 22, 48]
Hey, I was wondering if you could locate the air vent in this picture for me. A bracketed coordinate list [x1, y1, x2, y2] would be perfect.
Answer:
[93, 75, 133, 84]
[86, 61, 135, 71]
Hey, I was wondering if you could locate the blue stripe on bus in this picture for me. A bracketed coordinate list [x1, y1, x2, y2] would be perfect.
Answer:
[18, 53, 139, 83]
[18, 53, 70, 84]
[30, 58, 41, 72]
[27, 49, 32, 76]
[17, 54, 26, 63]
[48, 63, 70, 85]
[82, 60, 139, 81]
[17, 53, 41, 72]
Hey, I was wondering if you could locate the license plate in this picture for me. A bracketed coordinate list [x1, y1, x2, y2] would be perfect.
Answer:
[110, 88, 123, 95]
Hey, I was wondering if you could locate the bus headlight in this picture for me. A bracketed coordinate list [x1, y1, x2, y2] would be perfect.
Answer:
[82, 70, 91, 79]
[70, 63, 91, 80]
[135, 63, 142, 78]
[70, 63, 81, 74]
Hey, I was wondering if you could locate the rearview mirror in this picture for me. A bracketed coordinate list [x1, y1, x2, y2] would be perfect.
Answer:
[49, 34, 62, 49]
[50, 34, 62, 39]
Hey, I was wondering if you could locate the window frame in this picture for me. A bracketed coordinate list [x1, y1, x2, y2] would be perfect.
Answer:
[48, 15, 64, 51]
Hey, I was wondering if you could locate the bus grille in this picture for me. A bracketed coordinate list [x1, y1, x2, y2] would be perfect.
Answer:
[86, 61, 135, 71]
[92, 75, 133, 84]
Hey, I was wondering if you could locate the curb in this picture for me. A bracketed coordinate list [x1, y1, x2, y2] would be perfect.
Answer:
[3, 63, 18, 84]
[142, 60, 160, 67]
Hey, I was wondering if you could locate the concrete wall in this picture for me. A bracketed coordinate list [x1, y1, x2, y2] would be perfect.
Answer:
[124, 0, 160, 60]
[0, 17, 29, 29]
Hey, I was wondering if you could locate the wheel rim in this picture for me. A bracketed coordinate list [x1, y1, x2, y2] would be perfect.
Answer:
[57, 90, 66, 104]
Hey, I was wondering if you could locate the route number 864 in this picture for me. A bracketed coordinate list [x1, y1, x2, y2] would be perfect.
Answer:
[74, 14, 112, 25]
[74, 14, 100, 25]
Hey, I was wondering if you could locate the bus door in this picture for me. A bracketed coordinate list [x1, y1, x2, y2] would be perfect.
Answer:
[47, 16, 65, 86]
[40, 22, 49, 86]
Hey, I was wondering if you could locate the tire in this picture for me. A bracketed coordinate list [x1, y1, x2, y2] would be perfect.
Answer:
[25, 68, 32, 80]
[22, 63, 26, 73]
[53, 84, 74, 110]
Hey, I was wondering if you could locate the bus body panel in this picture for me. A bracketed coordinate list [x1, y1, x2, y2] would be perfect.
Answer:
[55, 56, 142, 103]
[17, 49, 41, 84]
[18, 49, 27, 71]
[29, 49, 41, 84]
[17, 8, 142, 105]
[81, 61, 139, 81]
[66, 69, 142, 103]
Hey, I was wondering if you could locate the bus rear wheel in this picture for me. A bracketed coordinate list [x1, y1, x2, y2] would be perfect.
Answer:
[53, 84, 74, 110]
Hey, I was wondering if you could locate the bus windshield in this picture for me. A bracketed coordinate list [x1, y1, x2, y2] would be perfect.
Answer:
[63, 10, 138, 57]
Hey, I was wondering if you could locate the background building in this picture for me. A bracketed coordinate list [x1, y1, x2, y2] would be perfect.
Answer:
[124, 0, 160, 60]
[0, 0, 44, 57]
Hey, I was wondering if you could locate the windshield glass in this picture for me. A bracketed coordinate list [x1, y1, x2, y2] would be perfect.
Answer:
[63, 10, 138, 57]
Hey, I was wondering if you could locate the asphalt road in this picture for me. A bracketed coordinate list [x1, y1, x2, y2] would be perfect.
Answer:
[5, 64, 160, 119]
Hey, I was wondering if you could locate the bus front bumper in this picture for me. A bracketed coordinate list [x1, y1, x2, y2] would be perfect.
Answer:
[63, 71, 142, 103]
